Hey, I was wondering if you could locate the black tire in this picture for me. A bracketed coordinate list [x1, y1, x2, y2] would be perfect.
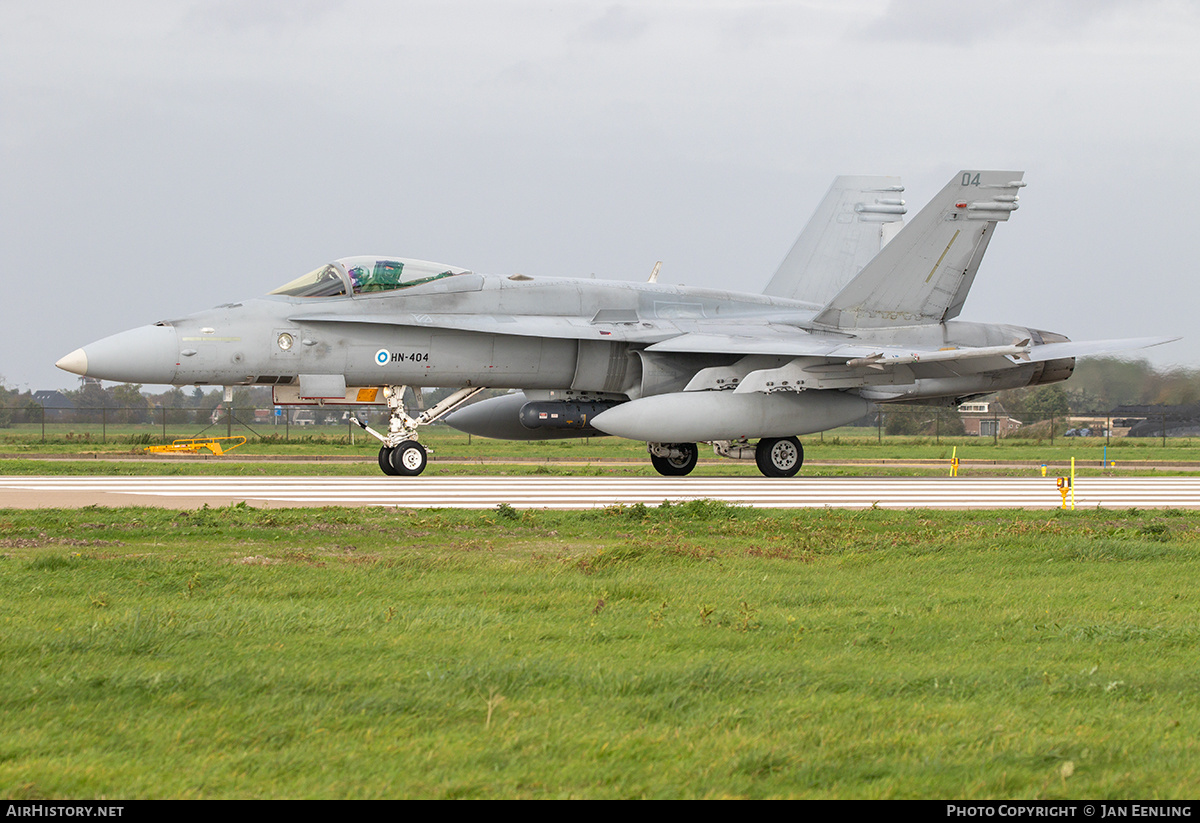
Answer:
[649, 442, 698, 477]
[755, 437, 803, 478]
[389, 440, 428, 476]
[378, 446, 400, 476]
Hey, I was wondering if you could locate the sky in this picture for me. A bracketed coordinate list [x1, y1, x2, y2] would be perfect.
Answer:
[3, 0, 1198, 392]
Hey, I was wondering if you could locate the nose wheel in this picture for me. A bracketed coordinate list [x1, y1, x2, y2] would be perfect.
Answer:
[378, 445, 400, 476]
[390, 440, 428, 476]
[378, 440, 428, 476]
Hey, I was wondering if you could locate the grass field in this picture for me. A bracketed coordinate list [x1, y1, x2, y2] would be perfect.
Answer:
[4, 422, 1200, 481]
[2, 459, 1197, 480]
[3, 504, 1199, 798]
[5, 421, 1200, 462]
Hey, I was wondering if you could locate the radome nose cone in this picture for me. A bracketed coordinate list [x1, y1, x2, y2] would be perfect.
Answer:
[56, 348, 89, 376]
[59, 325, 179, 384]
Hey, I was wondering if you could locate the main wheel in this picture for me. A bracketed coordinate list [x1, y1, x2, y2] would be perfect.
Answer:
[389, 440, 428, 476]
[755, 437, 803, 478]
[378, 445, 400, 476]
[649, 442, 699, 477]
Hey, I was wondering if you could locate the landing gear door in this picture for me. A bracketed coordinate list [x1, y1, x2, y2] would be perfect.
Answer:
[273, 382, 387, 405]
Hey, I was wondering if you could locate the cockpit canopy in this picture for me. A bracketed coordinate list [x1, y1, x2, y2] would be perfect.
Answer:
[269, 257, 472, 298]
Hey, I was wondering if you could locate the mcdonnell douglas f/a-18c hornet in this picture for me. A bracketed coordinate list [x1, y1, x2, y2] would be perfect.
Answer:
[57, 170, 1174, 477]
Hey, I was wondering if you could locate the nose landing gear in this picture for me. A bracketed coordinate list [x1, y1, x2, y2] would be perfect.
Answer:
[377, 440, 428, 476]
[357, 385, 486, 476]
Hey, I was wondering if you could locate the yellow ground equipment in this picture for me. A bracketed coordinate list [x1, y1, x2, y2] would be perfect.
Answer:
[143, 436, 247, 456]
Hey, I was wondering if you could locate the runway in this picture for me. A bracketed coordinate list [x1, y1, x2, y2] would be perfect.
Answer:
[3, 475, 1200, 509]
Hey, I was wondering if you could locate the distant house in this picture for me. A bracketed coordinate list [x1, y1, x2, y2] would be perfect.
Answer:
[1109, 404, 1200, 438]
[32, 390, 75, 421]
[32, 390, 74, 410]
[957, 401, 1023, 437]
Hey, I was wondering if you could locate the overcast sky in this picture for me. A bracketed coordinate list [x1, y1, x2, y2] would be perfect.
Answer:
[3, 0, 1197, 392]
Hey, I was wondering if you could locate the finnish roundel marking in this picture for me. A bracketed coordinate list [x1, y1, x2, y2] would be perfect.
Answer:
[374, 349, 390, 366]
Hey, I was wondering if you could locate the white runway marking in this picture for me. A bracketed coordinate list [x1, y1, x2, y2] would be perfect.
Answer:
[3, 476, 1200, 509]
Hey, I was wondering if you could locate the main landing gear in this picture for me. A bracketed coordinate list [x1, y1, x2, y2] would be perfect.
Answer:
[648, 442, 699, 476]
[647, 437, 805, 478]
[356, 385, 486, 477]
[755, 436, 804, 478]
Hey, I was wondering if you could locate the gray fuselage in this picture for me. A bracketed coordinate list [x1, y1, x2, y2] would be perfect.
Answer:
[78, 272, 1062, 406]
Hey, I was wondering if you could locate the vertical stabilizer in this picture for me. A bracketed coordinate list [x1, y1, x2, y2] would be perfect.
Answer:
[813, 170, 1025, 329]
[762, 176, 905, 305]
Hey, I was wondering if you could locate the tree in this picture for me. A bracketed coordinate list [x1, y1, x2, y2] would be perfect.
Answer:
[1002, 382, 1083, 416]
[881, 404, 967, 437]
[0, 377, 13, 428]
[69, 379, 109, 417]
[939, 411, 966, 436]
[1022, 386, 1069, 420]
[109, 383, 150, 423]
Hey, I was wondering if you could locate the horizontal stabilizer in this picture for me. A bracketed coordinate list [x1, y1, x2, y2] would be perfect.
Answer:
[1026, 336, 1179, 362]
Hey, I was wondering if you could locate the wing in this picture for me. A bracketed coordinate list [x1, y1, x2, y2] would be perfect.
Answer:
[654, 331, 1178, 394]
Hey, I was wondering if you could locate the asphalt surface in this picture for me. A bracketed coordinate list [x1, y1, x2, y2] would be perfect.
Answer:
[4, 475, 1200, 509]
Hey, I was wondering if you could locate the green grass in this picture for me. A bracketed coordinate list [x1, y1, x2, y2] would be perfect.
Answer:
[2, 458, 1195, 479]
[2, 505, 1200, 798]
[4, 422, 1200, 479]
[5, 421, 1200, 463]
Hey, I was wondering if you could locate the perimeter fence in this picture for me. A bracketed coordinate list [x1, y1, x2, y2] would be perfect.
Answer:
[1, 404, 1196, 449]
[0, 404, 387, 445]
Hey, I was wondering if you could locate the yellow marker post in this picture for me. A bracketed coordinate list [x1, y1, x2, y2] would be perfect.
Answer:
[1070, 456, 1076, 510]
[1041, 464, 1047, 477]
[949, 446, 960, 477]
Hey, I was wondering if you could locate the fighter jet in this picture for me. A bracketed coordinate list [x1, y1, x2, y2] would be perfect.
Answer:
[56, 170, 1173, 477]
